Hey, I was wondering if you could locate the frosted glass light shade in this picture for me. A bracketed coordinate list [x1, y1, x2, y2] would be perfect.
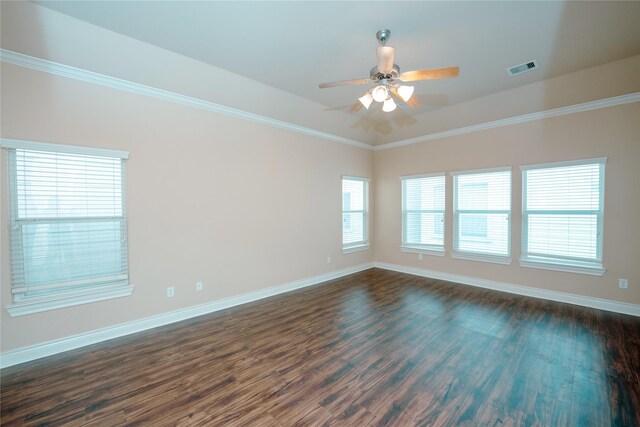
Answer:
[371, 85, 388, 102]
[382, 97, 397, 112]
[397, 85, 415, 102]
[358, 93, 373, 109]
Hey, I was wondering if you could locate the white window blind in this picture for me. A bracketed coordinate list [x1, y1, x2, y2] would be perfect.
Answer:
[521, 158, 605, 274]
[453, 168, 511, 260]
[6, 143, 130, 314]
[342, 177, 369, 251]
[402, 174, 445, 253]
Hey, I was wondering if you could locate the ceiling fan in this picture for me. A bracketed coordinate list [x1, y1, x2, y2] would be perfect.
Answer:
[319, 29, 459, 113]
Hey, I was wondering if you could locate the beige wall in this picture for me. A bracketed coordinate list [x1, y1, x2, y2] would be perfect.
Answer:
[374, 102, 640, 305]
[0, 0, 376, 145]
[1, 0, 638, 358]
[375, 54, 640, 145]
[1, 64, 638, 355]
[0, 63, 373, 352]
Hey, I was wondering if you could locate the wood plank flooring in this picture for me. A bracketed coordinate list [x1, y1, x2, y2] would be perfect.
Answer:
[1, 268, 639, 426]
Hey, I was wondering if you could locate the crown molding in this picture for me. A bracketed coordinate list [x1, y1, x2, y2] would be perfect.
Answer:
[0, 49, 373, 151]
[374, 92, 640, 151]
[2, 49, 637, 152]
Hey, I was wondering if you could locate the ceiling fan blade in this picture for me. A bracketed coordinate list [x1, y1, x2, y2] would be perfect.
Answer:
[377, 46, 395, 74]
[349, 100, 364, 113]
[406, 95, 421, 108]
[319, 78, 371, 88]
[390, 87, 421, 109]
[389, 86, 405, 103]
[398, 66, 460, 82]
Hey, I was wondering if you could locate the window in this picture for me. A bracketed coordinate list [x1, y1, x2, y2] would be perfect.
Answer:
[401, 174, 445, 254]
[3, 139, 132, 316]
[521, 158, 606, 275]
[459, 183, 488, 238]
[342, 176, 369, 253]
[452, 168, 511, 263]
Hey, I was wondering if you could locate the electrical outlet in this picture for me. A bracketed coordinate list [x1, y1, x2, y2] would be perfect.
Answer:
[619, 278, 628, 289]
[167, 287, 175, 297]
[327, 256, 331, 264]
[196, 281, 203, 291]
[418, 253, 423, 261]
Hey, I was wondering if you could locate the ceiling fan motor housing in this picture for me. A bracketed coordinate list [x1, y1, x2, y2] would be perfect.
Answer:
[370, 64, 400, 81]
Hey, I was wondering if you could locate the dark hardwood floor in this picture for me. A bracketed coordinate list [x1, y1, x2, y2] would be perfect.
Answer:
[1, 268, 639, 426]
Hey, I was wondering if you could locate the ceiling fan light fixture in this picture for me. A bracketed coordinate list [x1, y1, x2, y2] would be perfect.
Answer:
[397, 85, 415, 102]
[317, 30, 459, 115]
[358, 92, 374, 109]
[382, 97, 397, 112]
[371, 85, 388, 103]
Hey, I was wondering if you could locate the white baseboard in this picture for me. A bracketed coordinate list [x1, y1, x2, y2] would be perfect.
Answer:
[374, 262, 640, 317]
[4, 261, 636, 369]
[0, 262, 374, 369]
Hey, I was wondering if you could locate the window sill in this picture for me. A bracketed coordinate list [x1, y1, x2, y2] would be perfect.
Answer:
[6, 284, 134, 317]
[520, 258, 605, 276]
[401, 246, 445, 256]
[452, 251, 512, 265]
[343, 244, 370, 254]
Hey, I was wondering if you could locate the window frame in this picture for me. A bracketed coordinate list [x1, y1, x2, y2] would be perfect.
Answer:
[401, 173, 446, 256]
[520, 157, 606, 276]
[451, 166, 512, 265]
[341, 175, 370, 254]
[1, 138, 132, 316]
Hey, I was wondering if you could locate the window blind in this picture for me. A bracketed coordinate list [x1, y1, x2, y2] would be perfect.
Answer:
[522, 159, 605, 270]
[8, 148, 129, 301]
[453, 168, 511, 257]
[342, 177, 368, 249]
[402, 174, 445, 252]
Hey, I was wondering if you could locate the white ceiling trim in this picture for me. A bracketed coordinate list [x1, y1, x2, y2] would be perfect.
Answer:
[2, 49, 638, 153]
[374, 92, 640, 151]
[0, 49, 373, 151]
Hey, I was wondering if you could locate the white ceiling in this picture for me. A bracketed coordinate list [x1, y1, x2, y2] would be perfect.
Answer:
[33, 1, 640, 144]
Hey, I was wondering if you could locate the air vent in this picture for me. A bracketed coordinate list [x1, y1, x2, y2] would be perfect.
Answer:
[507, 60, 538, 76]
